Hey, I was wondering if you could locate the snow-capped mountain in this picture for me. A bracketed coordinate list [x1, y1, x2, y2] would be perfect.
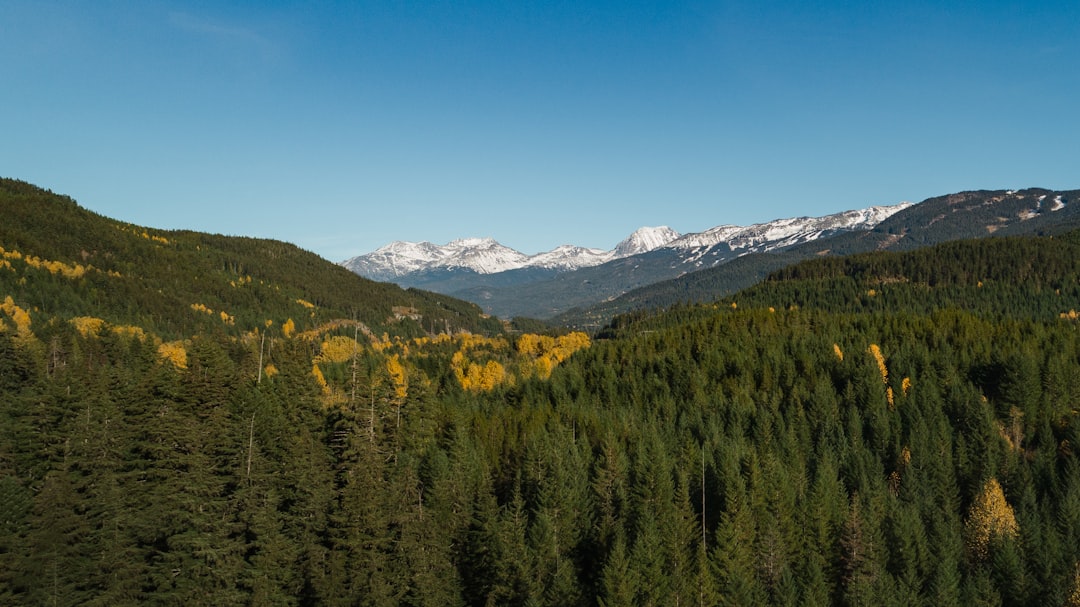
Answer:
[342, 227, 683, 280]
[669, 205, 912, 252]
[342, 237, 527, 281]
[341, 205, 909, 282]
[613, 226, 682, 257]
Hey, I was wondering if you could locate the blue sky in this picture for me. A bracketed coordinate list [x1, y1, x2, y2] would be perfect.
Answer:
[3, 1, 1078, 261]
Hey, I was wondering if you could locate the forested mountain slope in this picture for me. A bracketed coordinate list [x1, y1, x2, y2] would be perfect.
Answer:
[3, 180, 1080, 605]
[0, 178, 503, 339]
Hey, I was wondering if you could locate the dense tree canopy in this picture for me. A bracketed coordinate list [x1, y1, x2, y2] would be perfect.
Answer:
[3, 179, 1080, 605]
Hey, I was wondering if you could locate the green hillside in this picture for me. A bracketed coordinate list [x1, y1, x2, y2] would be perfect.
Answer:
[3, 180, 1080, 605]
[0, 178, 503, 340]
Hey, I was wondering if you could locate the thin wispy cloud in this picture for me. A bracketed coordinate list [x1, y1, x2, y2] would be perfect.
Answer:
[168, 11, 277, 60]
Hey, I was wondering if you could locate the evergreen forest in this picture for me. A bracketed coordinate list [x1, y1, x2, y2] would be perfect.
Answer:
[3, 179, 1080, 606]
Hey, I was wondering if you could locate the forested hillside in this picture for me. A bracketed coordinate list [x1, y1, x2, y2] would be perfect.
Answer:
[3, 180, 1080, 605]
[0, 178, 503, 339]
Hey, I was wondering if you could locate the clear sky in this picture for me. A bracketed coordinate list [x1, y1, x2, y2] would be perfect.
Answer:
[3, 1, 1078, 261]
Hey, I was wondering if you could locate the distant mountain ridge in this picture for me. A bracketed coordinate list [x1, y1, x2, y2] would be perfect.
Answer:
[554, 187, 1080, 328]
[342, 207, 909, 280]
[341, 226, 684, 281]
[340, 204, 911, 317]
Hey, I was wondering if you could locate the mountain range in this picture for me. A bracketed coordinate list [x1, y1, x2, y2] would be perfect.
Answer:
[341, 204, 913, 319]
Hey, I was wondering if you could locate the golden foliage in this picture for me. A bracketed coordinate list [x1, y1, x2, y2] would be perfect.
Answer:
[966, 477, 1019, 560]
[901, 376, 912, 396]
[1062, 309, 1080, 321]
[191, 303, 213, 315]
[311, 362, 345, 405]
[867, 344, 888, 384]
[833, 343, 844, 362]
[219, 310, 235, 325]
[263, 364, 279, 378]
[515, 331, 590, 380]
[296, 298, 315, 309]
[312, 362, 328, 388]
[317, 335, 360, 364]
[516, 333, 553, 357]
[1, 296, 32, 339]
[21, 255, 88, 279]
[71, 316, 107, 337]
[111, 324, 148, 341]
[386, 354, 408, 400]
[282, 318, 296, 338]
[157, 341, 188, 369]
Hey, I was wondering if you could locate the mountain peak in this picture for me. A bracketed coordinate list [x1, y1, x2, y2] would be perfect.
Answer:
[613, 226, 681, 257]
[447, 237, 500, 248]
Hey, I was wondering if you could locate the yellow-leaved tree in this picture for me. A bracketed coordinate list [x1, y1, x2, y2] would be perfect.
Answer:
[386, 354, 408, 400]
[966, 477, 1019, 560]
[157, 341, 188, 369]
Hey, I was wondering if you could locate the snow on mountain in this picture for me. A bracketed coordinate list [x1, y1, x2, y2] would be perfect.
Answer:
[340, 237, 526, 280]
[669, 204, 912, 252]
[527, 245, 613, 270]
[440, 238, 529, 274]
[613, 226, 681, 257]
[341, 203, 911, 280]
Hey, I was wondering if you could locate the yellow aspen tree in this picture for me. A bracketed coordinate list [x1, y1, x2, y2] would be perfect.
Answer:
[534, 355, 555, 380]
[451, 351, 468, 389]
[317, 335, 359, 363]
[477, 360, 506, 391]
[157, 341, 188, 369]
[867, 344, 888, 384]
[311, 362, 333, 400]
[282, 318, 296, 338]
[111, 325, 147, 341]
[71, 316, 106, 338]
[833, 343, 844, 362]
[516, 333, 544, 357]
[966, 477, 1019, 560]
[1, 296, 33, 340]
[386, 354, 408, 400]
